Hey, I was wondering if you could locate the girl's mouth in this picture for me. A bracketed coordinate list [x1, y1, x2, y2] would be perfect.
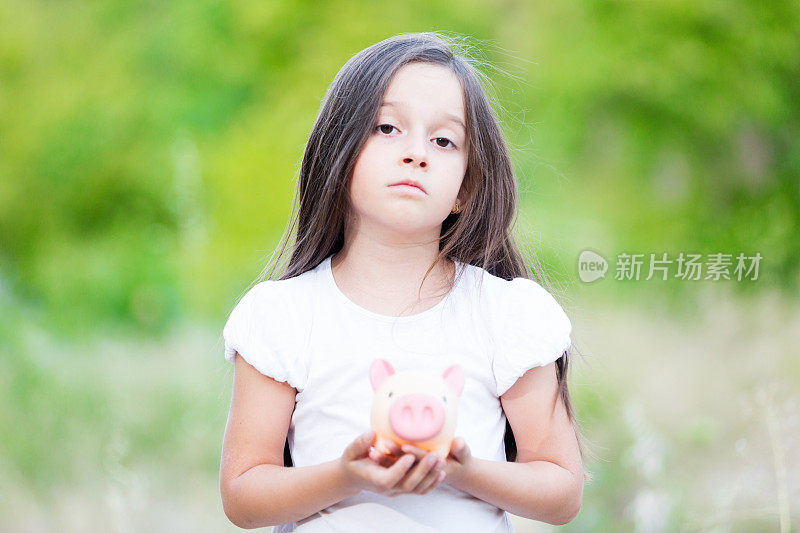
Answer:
[389, 181, 427, 195]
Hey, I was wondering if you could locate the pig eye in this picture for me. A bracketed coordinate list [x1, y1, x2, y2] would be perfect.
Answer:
[388, 392, 393, 398]
[442, 396, 447, 403]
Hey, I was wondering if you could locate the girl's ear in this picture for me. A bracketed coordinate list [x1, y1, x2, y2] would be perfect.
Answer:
[455, 193, 469, 214]
[457, 179, 472, 209]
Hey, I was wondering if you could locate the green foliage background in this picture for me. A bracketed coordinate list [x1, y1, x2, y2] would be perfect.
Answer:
[1, 0, 798, 531]
[2, 0, 797, 337]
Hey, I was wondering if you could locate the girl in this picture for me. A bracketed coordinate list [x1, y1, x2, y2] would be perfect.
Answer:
[220, 32, 586, 532]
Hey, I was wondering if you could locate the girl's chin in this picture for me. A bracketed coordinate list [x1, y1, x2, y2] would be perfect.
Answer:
[366, 215, 444, 234]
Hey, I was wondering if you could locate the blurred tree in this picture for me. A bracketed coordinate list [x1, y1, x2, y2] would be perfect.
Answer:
[0, 0, 797, 338]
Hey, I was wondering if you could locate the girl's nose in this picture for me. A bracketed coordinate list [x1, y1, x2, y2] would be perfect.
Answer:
[403, 156, 427, 168]
[402, 136, 428, 168]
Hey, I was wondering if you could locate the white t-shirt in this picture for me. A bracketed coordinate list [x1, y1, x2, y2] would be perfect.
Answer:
[222, 253, 572, 532]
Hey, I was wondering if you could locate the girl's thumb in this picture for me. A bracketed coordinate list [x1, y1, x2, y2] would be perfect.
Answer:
[345, 430, 373, 459]
[452, 438, 464, 457]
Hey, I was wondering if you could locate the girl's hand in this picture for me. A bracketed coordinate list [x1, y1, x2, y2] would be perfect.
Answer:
[339, 431, 446, 496]
[400, 437, 472, 486]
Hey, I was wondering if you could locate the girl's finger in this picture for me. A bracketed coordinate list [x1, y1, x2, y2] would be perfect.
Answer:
[414, 459, 445, 494]
[386, 441, 403, 459]
[368, 448, 386, 466]
[370, 448, 396, 468]
[398, 452, 439, 492]
[382, 442, 403, 463]
[400, 444, 428, 462]
[382, 453, 416, 488]
[419, 470, 446, 495]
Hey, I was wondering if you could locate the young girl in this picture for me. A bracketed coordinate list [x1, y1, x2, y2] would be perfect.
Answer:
[220, 32, 586, 532]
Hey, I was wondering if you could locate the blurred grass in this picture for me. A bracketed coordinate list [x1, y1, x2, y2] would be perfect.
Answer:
[0, 292, 238, 530]
[2, 281, 797, 531]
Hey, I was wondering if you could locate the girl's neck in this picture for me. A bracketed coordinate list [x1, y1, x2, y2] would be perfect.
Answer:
[329, 248, 455, 318]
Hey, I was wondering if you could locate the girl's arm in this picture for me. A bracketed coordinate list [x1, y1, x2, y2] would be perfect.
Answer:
[220, 353, 360, 529]
[447, 362, 584, 525]
[222, 460, 360, 529]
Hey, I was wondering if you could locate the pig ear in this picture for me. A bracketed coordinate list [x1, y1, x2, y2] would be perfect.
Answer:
[369, 359, 395, 391]
[442, 364, 464, 397]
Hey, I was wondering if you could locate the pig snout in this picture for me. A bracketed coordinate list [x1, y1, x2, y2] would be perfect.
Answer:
[388, 393, 446, 442]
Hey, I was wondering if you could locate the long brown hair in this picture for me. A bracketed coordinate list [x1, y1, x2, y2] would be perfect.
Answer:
[249, 31, 589, 480]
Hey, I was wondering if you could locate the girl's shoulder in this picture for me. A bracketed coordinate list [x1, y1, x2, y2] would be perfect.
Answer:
[462, 263, 559, 309]
[463, 265, 572, 396]
[223, 270, 319, 388]
[224, 268, 321, 339]
[237, 267, 319, 307]
[463, 263, 571, 344]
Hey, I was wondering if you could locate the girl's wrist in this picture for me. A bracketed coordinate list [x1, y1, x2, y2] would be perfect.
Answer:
[443, 456, 477, 489]
[335, 457, 364, 496]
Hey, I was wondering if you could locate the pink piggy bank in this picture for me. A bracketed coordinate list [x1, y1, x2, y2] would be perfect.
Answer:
[369, 358, 465, 460]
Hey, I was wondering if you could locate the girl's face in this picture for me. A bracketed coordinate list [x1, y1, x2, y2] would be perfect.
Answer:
[348, 62, 469, 238]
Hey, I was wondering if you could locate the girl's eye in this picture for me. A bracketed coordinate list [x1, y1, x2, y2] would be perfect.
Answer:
[435, 137, 456, 149]
[376, 124, 457, 150]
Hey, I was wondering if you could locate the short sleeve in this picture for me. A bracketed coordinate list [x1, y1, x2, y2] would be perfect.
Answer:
[491, 277, 572, 397]
[222, 281, 309, 390]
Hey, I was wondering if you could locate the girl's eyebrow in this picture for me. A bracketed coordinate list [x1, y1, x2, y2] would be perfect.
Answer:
[381, 100, 466, 134]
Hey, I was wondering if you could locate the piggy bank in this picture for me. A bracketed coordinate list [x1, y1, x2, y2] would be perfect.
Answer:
[369, 358, 465, 460]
